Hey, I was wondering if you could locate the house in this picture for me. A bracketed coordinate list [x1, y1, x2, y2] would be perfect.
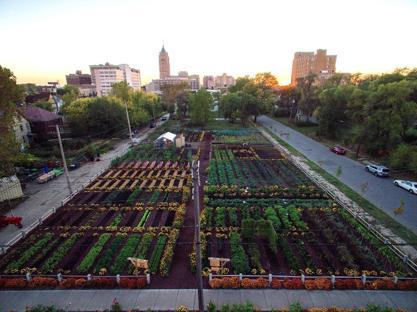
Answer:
[21, 106, 62, 143]
[0, 175, 24, 202]
[154, 132, 185, 148]
[13, 114, 32, 150]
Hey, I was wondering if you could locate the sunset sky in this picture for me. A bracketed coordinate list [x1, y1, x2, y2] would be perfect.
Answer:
[1, 0, 417, 86]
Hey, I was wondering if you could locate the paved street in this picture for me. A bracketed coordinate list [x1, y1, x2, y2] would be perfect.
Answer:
[0, 289, 416, 311]
[0, 123, 163, 246]
[258, 115, 417, 234]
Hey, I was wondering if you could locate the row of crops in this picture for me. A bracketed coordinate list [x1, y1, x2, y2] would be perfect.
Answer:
[0, 155, 189, 278]
[197, 128, 413, 278]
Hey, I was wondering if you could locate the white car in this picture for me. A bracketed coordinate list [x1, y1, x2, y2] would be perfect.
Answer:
[394, 180, 417, 195]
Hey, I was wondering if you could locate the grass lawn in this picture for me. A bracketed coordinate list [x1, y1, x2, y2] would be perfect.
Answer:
[262, 126, 417, 248]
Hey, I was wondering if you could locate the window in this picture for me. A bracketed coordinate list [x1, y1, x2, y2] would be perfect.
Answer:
[20, 125, 24, 131]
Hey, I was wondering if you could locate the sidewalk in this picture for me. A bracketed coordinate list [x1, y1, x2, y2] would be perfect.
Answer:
[0, 124, 161, 246]
[0, 289, 416, 311]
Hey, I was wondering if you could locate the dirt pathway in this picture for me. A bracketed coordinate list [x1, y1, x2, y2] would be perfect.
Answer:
[150, 134, 212, 288]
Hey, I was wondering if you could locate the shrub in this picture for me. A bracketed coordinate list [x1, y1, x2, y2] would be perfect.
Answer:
[304, 278, 332, 290]
[209, 277, 240, 289]
[229, 232, 250, 274]
[119, 278, 147, 289]
[241, 278, 268, 288]
[2, 278, 27, 289]
[271, 278, 282, 289]
[334, 279, 363, 290]
[365, 279, 396, 290]
[282, 278, 304, 289]
[27, 277, 58, 289]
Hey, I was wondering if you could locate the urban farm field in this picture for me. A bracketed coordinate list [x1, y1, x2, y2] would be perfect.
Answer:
[198, 128, 415, 284]
[0, 122, 414, 291]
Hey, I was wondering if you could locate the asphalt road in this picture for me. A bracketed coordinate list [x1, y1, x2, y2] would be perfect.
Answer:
[258, 115, 417, 234]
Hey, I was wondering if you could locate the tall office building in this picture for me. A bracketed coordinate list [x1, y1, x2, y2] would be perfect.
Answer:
[291, 49, 337, 85]
[147, 45, 200, 92]
[203, 76, 215, 89]
[159, 45, 170, 79]
[66, 70, 92, 85]
[90, 63, 141, 96]
[215, 73, 235, 89]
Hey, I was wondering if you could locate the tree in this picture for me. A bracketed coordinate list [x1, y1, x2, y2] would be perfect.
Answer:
[189, 89, 212, 126]
[62, 97, 125, 137]
[160, 82, 188, 113]
[316, 85, 354, 138]
[0, 66, 24, 177]
[59, 85, 80, 107]
[176, 90, 189, 120]
[296, 73, 318, 122]
[33, 100, 54, 112]
[220, 92, 242, 123]
[130, 91, 159, 126]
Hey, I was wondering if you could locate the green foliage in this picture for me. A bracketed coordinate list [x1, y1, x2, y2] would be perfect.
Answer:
[127, 188, 142, 205]
[256, 219, 277, 253]
[6, 233, 53, 272]
[0, 66, 23, 177]
[189, 89, 212, 126]
[41, 234, 79, 273]
[241, 218, 256, 241]
[289, 302, 302, 312]
[135, 233, 154, 259]
[264, 207, 281, 230]
[111, 234, 141, 274]
[33, 100, 54, 112]
[149, 235, 168, 273]
[60, 85, 80, 105]
[61, 96, 126, 137]
[215, 207, 226, 227]
[94, 235, 124, 272]
[76, 233, 111, 273]
[390, 144, 417, 174]
[229, 231, 250, 274]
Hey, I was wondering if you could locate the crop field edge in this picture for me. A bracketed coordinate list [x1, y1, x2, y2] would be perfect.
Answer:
[260, 124, 417, 254]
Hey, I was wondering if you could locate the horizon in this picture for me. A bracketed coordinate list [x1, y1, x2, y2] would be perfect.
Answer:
[1, 0, 417, 86]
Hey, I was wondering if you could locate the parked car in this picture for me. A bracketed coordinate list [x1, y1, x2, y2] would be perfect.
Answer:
[330, 146, 346, 155]
[160, 116, 167, 121]
[69, 161, 80, 171]
[394, 180, 417, 195]
[365, 164, 390, 177]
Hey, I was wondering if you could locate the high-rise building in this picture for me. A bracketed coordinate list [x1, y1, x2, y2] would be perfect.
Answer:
[159, 45, 170, 79]
[66, 70, 92, 86]
[203, 76, 215, 89]
[291, 49, 337, 85]
[147, 46, 200, 92]
[188, 75, 200, 90]
[66, 70, 95, 97]
[215, 73, 235, 89]
[90, 63, 141, 96]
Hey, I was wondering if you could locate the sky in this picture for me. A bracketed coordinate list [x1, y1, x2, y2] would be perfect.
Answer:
[1, 0, 417, 86]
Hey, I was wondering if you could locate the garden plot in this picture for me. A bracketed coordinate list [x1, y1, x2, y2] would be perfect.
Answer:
[0, 158, 189, 280]
[198, 127, 415, 281]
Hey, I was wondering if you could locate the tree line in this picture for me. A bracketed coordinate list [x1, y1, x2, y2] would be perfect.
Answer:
[276, 69, 417, 174]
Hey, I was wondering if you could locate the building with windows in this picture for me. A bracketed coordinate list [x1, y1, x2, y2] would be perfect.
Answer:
[291, 49, 337, 85]
[66, 70, 95, 97]
[215, 73, 235, 89]
[90, 63, 141, 96]
[147, 46, 200, 92]
[203, 75, 215, 89]
[13, 114, 32, 149]
[159, 46, 170, 79]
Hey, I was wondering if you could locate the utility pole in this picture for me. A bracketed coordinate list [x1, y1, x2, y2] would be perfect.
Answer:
[55, 125, 72, 195]
[192, 160, 204, 312]
[125, 101, 133, 141]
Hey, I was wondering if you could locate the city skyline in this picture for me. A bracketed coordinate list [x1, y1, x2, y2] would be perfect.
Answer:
[1, 0, 417, 86]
